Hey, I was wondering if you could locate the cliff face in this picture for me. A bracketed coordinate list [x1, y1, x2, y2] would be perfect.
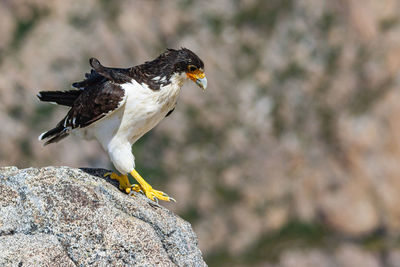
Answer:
[0, 166, 206, 266]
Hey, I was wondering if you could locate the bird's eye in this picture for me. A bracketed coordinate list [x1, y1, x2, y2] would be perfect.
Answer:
[188, 65, 197, 72]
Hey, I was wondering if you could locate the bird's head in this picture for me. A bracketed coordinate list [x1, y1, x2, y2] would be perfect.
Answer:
[173, 48, 207, 90]
[153, 48, 207, 90]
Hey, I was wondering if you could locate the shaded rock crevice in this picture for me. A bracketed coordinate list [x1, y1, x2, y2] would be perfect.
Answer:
[0, 166, 206, 266]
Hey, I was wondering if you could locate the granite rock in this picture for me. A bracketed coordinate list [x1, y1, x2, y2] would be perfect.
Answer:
[0, 166, 206, 266]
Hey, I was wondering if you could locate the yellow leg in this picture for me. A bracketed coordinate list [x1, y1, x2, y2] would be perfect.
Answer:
[130, 169, 175, 202]
[104, 172, 141, 194]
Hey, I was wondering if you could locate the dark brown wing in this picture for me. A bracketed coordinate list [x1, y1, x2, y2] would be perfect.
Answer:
[72, 58, 132, 89]
[40, 58, 131, 145]
[66, 58, 132, 128]
[72, 69, 107, 89]
[40, 80, 126, 145]
[64, 80, 126, 129]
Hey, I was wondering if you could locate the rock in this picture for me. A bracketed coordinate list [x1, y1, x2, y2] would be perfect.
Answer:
[0, 166, 206, 266]
[0, 233, 76, 266]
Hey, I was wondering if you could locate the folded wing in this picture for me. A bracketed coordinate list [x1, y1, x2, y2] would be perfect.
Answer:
[38, 58, 129, 145]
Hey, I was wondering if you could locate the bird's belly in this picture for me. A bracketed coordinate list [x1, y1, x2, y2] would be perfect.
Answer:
[75, 108, 124, 143]
[120, 97, 175, 145]
[123, 106, 167, 144]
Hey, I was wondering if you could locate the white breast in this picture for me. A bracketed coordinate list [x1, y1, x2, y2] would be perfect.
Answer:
[76, 74, 184, 157]
[118, 77, 182, 144]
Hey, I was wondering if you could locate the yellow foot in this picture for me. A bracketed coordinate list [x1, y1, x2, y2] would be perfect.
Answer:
[104, 172, 142, 194]
[130, 169, 176, 203]
[125, 184, 142, 195]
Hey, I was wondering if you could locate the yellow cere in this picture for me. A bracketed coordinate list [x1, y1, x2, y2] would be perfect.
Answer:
[187, 69, 205, 82]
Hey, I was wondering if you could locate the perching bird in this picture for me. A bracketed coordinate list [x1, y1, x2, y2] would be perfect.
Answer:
[37, 48, 207, 202]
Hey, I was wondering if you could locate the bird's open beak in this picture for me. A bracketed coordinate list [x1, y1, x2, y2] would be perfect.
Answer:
[187, 70, 207, 91]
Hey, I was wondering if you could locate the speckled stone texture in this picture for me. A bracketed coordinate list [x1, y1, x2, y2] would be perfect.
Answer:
[0, 166, 206, 267]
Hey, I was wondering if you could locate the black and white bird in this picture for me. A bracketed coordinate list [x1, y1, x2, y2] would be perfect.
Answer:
[37, 48, 207, 202]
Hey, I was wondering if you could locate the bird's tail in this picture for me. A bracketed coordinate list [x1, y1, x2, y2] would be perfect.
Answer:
[38, 121, 69, 146]
[37, 90, 82, 107]
[37, 90, 79, 145]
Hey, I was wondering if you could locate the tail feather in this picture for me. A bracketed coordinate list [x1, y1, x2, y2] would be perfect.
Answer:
[43, 131, 69, 145]
[39, 123, 69, 146]
[37, 90, 82, 107]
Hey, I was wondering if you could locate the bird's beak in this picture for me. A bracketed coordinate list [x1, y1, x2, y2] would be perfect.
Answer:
[196, 77, 207, 90]
[187, 70, 207, 91]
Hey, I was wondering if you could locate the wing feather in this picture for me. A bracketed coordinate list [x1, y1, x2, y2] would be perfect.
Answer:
[65, 81, 126, 129]
[40, 58, 131, 144]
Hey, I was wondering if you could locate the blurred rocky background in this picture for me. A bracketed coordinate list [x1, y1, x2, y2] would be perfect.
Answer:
[1, 0, 400, 266]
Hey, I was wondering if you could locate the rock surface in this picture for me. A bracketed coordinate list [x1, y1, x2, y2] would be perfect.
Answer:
[0, 166, 206, 266]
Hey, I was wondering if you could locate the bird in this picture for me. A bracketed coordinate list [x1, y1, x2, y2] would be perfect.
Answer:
[37, 48, 207, 202]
